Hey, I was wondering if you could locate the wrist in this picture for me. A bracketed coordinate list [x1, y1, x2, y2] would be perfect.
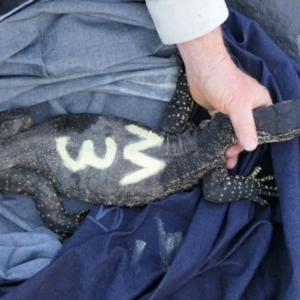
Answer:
[177, 27, 230, 71]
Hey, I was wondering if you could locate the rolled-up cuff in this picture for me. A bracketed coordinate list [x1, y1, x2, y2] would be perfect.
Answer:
[146, 0, 229, 45]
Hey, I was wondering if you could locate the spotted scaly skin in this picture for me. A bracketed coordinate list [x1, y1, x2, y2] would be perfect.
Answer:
[0, 70, 300, 236]
[161, 68, 194, 134]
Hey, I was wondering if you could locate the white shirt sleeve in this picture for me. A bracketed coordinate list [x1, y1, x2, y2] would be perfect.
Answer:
[145, 0, 229, 45]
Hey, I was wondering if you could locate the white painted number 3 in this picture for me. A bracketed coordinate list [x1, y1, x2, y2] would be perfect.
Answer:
[56, 137, 117, 172]
[55, 125, 166, 185]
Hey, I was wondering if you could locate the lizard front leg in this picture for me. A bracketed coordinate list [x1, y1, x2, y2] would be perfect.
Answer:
[160, 65, 194, 134]
[203, 166, 277, 205]
[0, 168, 88, 235]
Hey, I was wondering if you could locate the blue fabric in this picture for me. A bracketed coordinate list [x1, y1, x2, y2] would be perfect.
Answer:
[0, 0, 179, 127]
[0, 193, 61, 285]
[1, 4, 300, 300]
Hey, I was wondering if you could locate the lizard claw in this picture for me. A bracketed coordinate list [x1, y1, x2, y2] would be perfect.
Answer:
[249, 166, 278, 205]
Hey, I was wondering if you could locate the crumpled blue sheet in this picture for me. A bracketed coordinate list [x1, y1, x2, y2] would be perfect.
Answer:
[226, 0, 300, 63]
[1, 2, 300, 300]
[0, 193, 61, 286]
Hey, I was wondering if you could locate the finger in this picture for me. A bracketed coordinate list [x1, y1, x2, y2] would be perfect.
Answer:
[225, 144, 244, 169]
[226, 155, 239, 169]
[229, 106, 258, 151]
[225, 144, 244, 157]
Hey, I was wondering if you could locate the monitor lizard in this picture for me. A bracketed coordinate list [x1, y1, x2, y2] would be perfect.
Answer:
[0, 68, 299, 236]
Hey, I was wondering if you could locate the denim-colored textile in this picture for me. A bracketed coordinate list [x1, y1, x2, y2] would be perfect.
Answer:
[0, 0, 179, 127]
[0, 0, 36, 22]
[0, 193, 61, 285]
[0, 0, 180, 286]
[2, 7, 300, 300]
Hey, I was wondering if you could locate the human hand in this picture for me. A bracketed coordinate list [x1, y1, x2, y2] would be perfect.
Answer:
[177, 27, 272, 169]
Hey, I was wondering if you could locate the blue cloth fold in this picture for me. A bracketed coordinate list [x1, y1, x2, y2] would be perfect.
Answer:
[0, 193, 61, 286]
[0, 2, 300, 300]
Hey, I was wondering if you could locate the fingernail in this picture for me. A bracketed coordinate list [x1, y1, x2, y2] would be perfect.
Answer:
[242, 137, 257, 151]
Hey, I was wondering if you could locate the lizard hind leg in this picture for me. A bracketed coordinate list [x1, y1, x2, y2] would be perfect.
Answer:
[203, 165, 278, 206]
[0, 108, 33, 139]
[0, 167, 88, 237]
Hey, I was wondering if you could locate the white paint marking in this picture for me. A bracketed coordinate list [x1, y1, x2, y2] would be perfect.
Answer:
[131, 240, 146, 273]
[120, 125, 166, 185]
[156, 217, 183, 271]
[297, 35, 300, 57]
[56, 136, 117, 172]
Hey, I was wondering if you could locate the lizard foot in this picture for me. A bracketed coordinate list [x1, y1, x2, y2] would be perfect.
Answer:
[247, 166, 278, 205]
[203, 165, 277, 205]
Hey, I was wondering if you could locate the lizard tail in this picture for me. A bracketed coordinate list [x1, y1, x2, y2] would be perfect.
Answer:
[253, 100, 300, 144]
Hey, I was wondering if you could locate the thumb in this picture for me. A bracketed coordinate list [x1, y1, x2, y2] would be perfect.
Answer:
[229, 106, 258, 151]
